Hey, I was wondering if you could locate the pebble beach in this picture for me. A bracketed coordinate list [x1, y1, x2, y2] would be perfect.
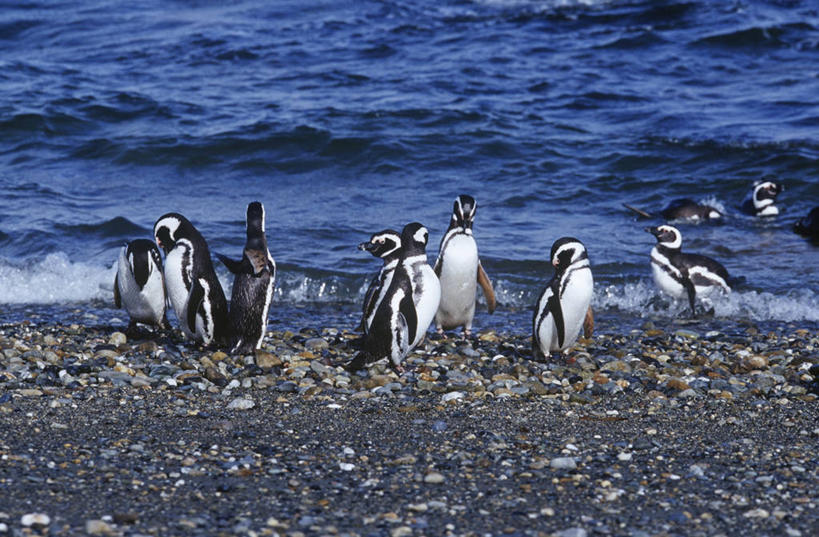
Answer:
[2, 320, 817, 536]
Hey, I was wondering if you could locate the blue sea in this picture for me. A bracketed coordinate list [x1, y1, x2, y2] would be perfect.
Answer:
[1, 0, 817, 335]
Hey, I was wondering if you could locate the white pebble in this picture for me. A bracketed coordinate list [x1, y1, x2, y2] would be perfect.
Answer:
[441, 391, 464, 402]
[227, 397, 255, 410]
[21, 513, 50, 527]
[339, 463, 355, 471]
[550, 457, 577, 470]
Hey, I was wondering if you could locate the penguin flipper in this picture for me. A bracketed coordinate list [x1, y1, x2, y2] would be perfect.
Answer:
[187, 279, 206, 334]
[548, 292, 565, 349]
[477, 261, 496, 314]
[398, 288, 418, 353]
[359, 274, 380, 333]
[583, 306, 594, 339]
[623, 203, 653, 219]
[216, 253, 247, 275]
[682, 276, 697, 318]
[113, 274, 121, 308]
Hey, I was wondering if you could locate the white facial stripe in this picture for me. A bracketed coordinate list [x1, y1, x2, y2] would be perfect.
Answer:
[413, 227, 428, 244]
[155, 216, 182, 241]
[553, 242, 584, 264]
[658, 226, 682, 249]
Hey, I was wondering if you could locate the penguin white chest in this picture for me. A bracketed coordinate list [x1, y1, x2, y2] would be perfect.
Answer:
[650, 248, 685, 298]
[164, 242, 194, 334]
[436, 235, 479, 329]
[407, 257, 441, 348]
[556, 267, 593, 351]
[116, 250, 165, 324]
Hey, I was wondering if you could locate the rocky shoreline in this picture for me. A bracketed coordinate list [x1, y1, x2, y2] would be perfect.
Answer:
[1, 321, 818, 536]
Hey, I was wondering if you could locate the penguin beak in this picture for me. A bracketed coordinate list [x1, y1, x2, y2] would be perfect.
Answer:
[358, 241, 375, 252]
[645, 226, 659, 237]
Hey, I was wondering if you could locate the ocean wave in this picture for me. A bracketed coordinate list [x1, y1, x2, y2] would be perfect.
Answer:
[3, 253, 816, 325]
[693, 22, 816, 50]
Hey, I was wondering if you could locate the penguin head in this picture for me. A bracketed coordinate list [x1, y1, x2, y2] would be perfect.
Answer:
[126, 239, 162, 289]
[646, 225, 682, 249]
[246, 201, 265, 237]
[400, 222, 429, 255]
[153, 213, 190, 254]
[550, 237, 588, 272]
[752, 180, 783, 211]
[452, 194, 477, 231]
[359, 229, 401, 259]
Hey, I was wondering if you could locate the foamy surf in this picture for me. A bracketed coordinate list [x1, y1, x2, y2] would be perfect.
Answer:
[1, 255, 816, 325]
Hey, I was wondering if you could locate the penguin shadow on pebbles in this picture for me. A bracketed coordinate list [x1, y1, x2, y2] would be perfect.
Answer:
[153, 213, 231, 348]
[113, 239, 171, 338]
[216, 201, 276, 355]
[433, 194, 496, 339]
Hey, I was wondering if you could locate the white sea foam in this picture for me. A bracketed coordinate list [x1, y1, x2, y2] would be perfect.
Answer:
[1, 255, 816, 324]
[0, 253, 116, 304]
[594, 280, 819, 323]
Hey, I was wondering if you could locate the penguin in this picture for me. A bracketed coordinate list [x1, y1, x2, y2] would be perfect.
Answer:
[741, 180, 783, 217]
[356, 229, 402, 335]
[793, 206, 819, 240]
[532, 238, 594, 359]
[647, 225, 731, 317]
[216, 202, 276, 355]
[346, 222, 440, 372]
[433, 195, 496, 337]
[404, 222, 441, 349]
[623, 199, 723, 221]
[153, 213, 230, 346]
[113, 239, 170, 334]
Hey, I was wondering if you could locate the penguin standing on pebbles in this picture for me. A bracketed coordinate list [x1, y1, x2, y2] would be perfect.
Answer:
[347, 222, 440, 372]
[741, 180, 783, 217]
[433, 195, 496, 337]
[217, 201, 276, 355]
[532, 238, 594, 359]
[357, 229, 402, 335]
[153, 213, 230, 346]
[647, 225, 731, 317]
[114, 239, 170, 334]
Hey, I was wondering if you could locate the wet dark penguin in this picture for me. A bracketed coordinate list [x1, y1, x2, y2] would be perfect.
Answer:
[647, 225, 731, 317]
[532, 238, 594, 359]
[347, 223, 440, 372]
[153, 213, 230, 346]
[793, 206, 819, 240]
[623, 199, 723, 222]
[114, 239, 170, 334]
[741, 180, 783, 217]
[433, 195, 496, 337]
[356, 229, 402, 335]
[217, 202, 276, 354]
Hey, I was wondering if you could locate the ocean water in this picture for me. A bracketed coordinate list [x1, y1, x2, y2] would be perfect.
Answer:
[1, 0, 817, 335]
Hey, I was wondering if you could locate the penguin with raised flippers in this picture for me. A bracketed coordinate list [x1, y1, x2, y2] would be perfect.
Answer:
[217, 201, 276, 355]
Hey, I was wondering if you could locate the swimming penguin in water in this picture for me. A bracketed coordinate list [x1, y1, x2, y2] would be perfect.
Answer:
[532, 238, 594, 359]
[357, 229, 402, 335]
[217, 201, 276, 355]
[647, 225, 731, 317]
[346, 222, 440, 372]
[114, 239, 170, 334]
[153, 213, 230, 346]
[741, 180, 783, 217]
[793, 206, 819, 240]
[433, 195, 496, 337]
[623, 199, 723, 222]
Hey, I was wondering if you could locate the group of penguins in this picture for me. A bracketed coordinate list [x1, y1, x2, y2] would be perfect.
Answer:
[114, 181, 818, 372]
